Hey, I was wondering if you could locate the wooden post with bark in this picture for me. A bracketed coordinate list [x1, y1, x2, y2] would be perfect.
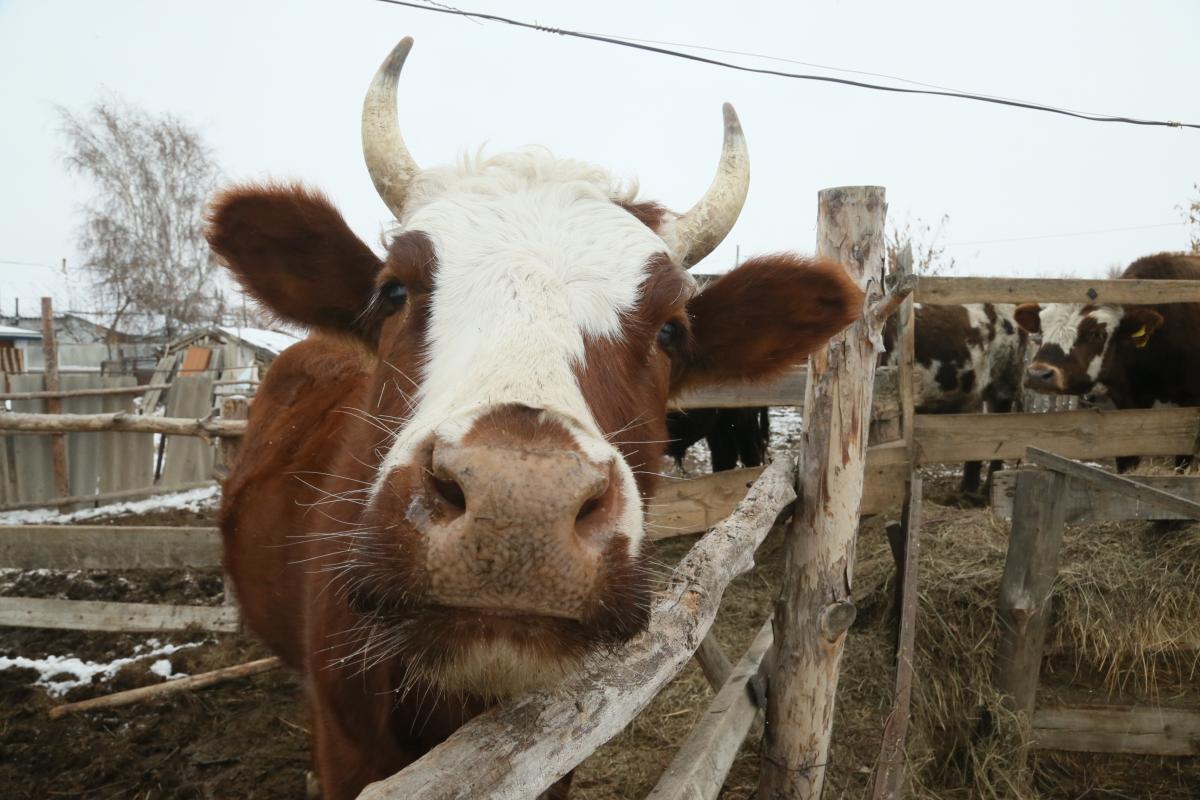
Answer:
[758, 186, 888, 799]
[992, 468, 1070, 716]
[40, 297, 71, 503]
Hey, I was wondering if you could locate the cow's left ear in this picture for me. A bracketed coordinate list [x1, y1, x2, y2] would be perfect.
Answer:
[1119, 307, 1164, 349]
[672, 254, 864, 393]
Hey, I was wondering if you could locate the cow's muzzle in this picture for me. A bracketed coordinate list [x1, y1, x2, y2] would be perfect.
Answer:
[1024, 362, 1067, 393]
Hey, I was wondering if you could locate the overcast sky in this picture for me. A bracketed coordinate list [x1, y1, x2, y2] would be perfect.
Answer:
[2, 0, 1198, 313]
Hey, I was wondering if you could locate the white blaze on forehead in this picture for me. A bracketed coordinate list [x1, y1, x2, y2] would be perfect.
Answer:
[1035, 303, 1124, 381]
[374, 151, 671, 551]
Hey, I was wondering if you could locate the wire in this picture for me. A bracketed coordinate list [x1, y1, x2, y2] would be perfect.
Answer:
[377, 0, 1198, 131]
[947, 221, 1187, 246]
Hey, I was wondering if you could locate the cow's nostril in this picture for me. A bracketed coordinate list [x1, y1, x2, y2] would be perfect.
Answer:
[432, 473, 467, 512]
[576, 493, 604, 524]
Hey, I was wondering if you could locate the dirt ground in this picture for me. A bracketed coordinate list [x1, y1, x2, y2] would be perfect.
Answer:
[2, 465, 1197, 798]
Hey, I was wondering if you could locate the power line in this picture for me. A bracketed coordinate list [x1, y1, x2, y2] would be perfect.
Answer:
[377, 0, 1198, 131]
[947, 221, 1187, 247]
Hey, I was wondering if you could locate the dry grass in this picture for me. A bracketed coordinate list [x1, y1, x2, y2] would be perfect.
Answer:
[573, 475, 1200, 799]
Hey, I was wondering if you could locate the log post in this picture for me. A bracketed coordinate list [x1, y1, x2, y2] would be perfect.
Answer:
[894, 243, 916, 453]
[758, 186, 887, 799]
[216, 396, 249, 480]
[993, 467, 1069, 716]
[40, 298, 71, 504]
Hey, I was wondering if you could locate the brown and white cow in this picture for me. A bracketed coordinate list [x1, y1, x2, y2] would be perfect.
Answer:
[209, 38, 863, 800]
[883, 302, 1026, 498]
[1015, 252, 1200, 472]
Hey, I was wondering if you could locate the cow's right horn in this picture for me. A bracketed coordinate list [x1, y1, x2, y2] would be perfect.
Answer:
[362, 37, 422, 219]
[671, 103, 751, 269]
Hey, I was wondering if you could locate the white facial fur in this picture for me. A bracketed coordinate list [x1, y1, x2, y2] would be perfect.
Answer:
[1035, 304, 1124, 380]
[372, 150, 672, 553]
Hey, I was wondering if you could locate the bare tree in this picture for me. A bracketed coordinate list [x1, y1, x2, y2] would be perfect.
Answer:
[60, 97, 225, 338]
[887, 213, 956, 275]
[1183, 182, 1200, 254]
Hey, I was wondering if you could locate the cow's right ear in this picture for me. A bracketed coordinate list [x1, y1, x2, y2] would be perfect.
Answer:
[206, 184, 383, 337]
[1014, 303, 1042, 334]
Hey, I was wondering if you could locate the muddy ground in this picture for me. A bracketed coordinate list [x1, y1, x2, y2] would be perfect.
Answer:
[2, 464, 1197, 798]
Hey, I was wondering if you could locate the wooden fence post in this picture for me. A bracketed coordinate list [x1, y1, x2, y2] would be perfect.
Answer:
[992, 468, 1070, 716]
[40, 297, 71, 504]
[216, 395, 249, 480]
[758, 186, 887, 799]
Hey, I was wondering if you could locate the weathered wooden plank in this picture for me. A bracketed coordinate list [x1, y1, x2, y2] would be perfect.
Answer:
[647, 617, 774, 800]
[1032, 705, 1200, 756]
[871, 477, 921, 800]
[912, 407, 1200, 464]
[0, 525, 220, 570]
[358, 456, 798, 800]
[694, 633, 734, 691]
[1025, 447, 1200, 519]
[0, 411, 246, 438]
[0, 597, 240, 633]
[0, 383, 170, 401]
[916, 276, 1200, 306]
[992, 469, 1070, 716]
[163, 375, 216, 486]
[646, 467, 765, 539]
[676, 366, 898, 412]
[0, 479, 215, 513]
[41, 298, 70, 502]
[991, 470, 1200, 524]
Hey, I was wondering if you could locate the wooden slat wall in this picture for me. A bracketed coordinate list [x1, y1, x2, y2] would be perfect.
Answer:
[0, 525, 221, 570]
[161, 374, 216, 487]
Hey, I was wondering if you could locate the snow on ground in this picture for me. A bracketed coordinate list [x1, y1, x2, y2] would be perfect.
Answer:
[0, 638, 204, 696]
[0, 485, 220, 526]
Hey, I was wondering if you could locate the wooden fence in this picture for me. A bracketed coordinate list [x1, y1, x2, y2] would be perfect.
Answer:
[3, 199, 1200, 798]
[989, 448, 1200, 769]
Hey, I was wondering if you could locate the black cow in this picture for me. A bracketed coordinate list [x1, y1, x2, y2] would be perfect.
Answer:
[666, 407, 770, 472]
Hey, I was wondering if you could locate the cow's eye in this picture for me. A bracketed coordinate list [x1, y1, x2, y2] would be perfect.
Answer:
[383, 281, 408, 311]
[657, 320, 680, 348]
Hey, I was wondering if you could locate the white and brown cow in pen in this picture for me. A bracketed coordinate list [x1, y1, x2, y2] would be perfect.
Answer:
[883, 302, 1026, 499]
[210, 37, 863, 800]
[1016, 252, 1200, 473]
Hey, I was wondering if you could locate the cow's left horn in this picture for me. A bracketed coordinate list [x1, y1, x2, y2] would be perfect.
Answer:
[672, 103, 750, 269]
[362, 37, 422, 218]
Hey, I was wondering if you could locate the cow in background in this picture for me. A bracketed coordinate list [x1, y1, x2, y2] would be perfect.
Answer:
[1016, 252, 1200, 473]
[210, 37, 864, 800]
[883, 302, 1027, 500]
[665, 407, 770, 472]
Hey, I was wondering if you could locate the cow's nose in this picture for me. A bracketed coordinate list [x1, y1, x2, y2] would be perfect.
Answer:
[428, 442, 616, 535]
[1025, 362, 1064, 392]
[419, 440, 624, 617]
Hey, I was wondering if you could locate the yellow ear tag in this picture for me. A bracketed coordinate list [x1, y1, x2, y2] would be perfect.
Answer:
[1131, 325, 1150, 348]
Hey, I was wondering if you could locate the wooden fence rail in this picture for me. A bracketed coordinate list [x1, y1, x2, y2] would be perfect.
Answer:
[916, 275, 1200, 306]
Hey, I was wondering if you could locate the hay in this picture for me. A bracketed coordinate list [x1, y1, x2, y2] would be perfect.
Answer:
[574, 473, 1200, 799]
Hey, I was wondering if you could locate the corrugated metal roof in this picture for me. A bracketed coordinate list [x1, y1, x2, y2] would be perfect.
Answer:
[0, 324, 42, 340]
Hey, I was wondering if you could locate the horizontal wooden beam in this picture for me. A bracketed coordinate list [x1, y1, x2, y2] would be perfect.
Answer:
[1032, 704, 1200, 756]
[1025, 447, 1200, 519]
[0, 410, 246, 438]
[910, 407, 1200, 464]
[647, 458, 907, 540]
[0, 525, 221, 570]
[675, 367, 898, 411]
[0, 383, 170, 401]
[0, 596, 239, 633]
[992, 470, 1200, 524]
[0, 481, 216, 513]
[916, 276, 1200, 306]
